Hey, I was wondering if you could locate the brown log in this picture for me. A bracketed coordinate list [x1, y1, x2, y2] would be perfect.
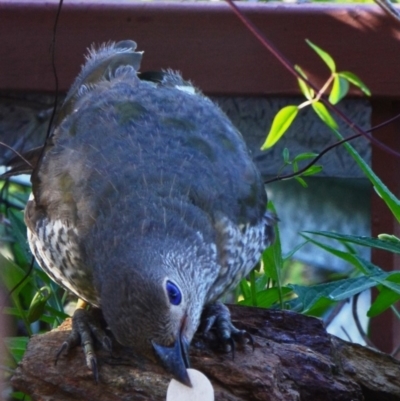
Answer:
[11, 306, 400, 401]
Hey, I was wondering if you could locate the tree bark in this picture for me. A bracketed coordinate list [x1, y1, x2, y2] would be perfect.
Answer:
[11, 306, 400, 401]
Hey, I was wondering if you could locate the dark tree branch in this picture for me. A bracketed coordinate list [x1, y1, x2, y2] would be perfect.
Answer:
[10, 306, 400, 401]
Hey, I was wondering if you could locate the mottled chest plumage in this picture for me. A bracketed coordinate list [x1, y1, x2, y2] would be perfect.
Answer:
[25, 197, 99, 305]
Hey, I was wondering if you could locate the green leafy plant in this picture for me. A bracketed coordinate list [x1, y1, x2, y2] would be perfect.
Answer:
[261, 39, 371, 151]
[298, 232, 400, 319]
[237, 39, 400, 355]
[278, 148, 322, 187]
[237, 201, 294, 309]
[1, 177, 67, 399]
[259, 40, 372, 187]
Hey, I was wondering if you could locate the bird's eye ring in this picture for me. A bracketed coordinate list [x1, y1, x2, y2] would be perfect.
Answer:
[166, 280, 182, 306]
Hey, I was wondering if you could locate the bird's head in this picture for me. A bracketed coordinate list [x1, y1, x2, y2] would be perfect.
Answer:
[98, 238, 217, 387]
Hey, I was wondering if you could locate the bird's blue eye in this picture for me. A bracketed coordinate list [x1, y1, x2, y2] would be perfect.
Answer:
[166, 281, 182, 306]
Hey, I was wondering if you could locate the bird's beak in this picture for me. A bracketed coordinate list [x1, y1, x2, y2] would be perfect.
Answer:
[152, 333, 191, 387]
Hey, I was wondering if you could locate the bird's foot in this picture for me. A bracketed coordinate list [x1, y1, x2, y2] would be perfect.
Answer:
[199, 302, 254, 358]
[55, 302, 112, 382]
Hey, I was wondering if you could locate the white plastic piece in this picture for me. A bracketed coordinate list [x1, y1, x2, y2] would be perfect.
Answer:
[166, 368, 214, 401]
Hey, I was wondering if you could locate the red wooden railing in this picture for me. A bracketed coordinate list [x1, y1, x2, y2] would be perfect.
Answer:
[1, 0, 399, 354]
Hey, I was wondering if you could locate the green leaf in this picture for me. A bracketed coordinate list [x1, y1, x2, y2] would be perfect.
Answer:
[302, 165, 323, 177]
[322, 276, 383, 299]
[329, 75, 349, 105]
[306, 39, 336, 73]
[5, 337, 29, 363]
[305, 231, 400, 254]
[291, 275, 382, 314]
[27, 286, 52, 323]
[295, 295, 335, 316]
[301, 233, 384, 276]
[0, 254, 34, 333]
[285, 292, 334, 316]
[375, 273, 400, 294]
[283, 241, 307, 261]
[312, 101, 338, 130]
[342, 241, 357, 254]
[239, 278, 251, 300]
[255, 273, 269, 292]
[283, 148, 290, 163]
[8, 209, 31, 263]
[368, 273, 400, 317]
[298, 79, 314, 100]
[262, 201, 285, 308]
[11, 392, 32, 401]
[294, 64, 308, 80]
[2, 307, 24, 317]
[295, 65, 314, 100]
[304, 297, 335, 317]
[331, 129, 400, 223]
[45, 305, 69, 321]
[0, 254, 31, 295]
[262, 203, 282, 284]
[377, 233, 400, 244]
[261, 105, 298, 149]
[249, 269, 258, 306]
[339, 71, 371, 96]
[239, 287, 292, 308]
[294, 176, 308, 187]
[293, 152, 318, 162]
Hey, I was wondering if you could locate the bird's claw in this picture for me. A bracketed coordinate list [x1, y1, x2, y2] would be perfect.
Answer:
[55, 307, 111, 382]
[200, 302, 254, 358]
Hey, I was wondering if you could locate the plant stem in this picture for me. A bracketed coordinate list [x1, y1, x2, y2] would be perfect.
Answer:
[250, 269, 257, 307]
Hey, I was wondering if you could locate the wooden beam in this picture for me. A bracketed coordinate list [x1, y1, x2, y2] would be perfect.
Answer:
[0, 1, 400, 96]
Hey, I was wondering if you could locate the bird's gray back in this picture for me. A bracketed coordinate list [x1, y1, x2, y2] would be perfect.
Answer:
[42, 69, 267, 232]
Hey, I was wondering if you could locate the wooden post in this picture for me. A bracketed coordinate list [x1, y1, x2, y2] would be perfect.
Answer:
[370, 100, 400, 354]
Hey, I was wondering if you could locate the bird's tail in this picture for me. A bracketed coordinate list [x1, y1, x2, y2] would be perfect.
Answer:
[59, 40, 143, 124]
[1, 41, 144, 179]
